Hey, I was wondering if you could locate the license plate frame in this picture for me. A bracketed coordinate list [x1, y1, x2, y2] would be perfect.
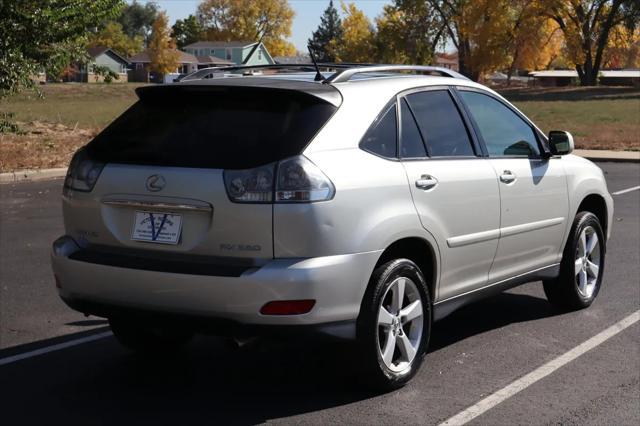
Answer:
[131, 210, 183, 245]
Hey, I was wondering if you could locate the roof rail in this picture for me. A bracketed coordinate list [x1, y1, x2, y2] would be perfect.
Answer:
[178, 63, 470, 83]
[325, 65, 470, 83]
[180, 63, 352, 82]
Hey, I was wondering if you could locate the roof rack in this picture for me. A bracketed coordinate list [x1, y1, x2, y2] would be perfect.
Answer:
[179, 63, 470, 83]
[325, 65, 470, 83]
[180, 63, 351, 82]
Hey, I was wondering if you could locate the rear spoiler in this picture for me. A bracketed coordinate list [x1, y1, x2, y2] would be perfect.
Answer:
[135, 78, 343, 107]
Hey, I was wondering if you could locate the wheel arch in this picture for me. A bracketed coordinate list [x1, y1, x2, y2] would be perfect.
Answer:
[373, 237, 439, 301]
[577, 193, 609, 238]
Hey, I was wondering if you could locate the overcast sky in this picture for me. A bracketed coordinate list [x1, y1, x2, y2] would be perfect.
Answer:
[129, 0, 393, 52]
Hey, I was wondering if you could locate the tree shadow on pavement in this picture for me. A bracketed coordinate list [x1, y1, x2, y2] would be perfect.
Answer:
[0, 291, 560, 424]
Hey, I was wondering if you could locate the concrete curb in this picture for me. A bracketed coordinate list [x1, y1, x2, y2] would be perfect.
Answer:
[1, 150, 637, 185]
[573, 149, 640, 163]
[0, 168, 67, 184]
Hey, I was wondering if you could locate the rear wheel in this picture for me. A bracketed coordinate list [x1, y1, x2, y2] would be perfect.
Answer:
[357, 259, 431, 391]
[109, 318, 193, 353]
[543, 212, 605, 310]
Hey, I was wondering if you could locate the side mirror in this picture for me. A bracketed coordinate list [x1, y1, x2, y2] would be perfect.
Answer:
[548, 130, 574, 156]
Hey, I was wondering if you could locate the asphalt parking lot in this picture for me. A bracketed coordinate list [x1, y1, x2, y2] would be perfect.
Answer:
[0, 161, 638, 425]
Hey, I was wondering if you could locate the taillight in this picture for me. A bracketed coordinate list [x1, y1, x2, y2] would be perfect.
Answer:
[63, 148, 105, 193]
[275, 156, 335, 202]
[223, 156, 334, 204]
[223, 163, 275, 203]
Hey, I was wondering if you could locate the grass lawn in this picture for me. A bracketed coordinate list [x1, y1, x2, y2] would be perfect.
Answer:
[0, 83, 638, 172]
[501, 86, 640, 152]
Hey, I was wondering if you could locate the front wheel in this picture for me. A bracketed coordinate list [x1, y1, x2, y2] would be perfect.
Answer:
[357, 259, 432, 391]
[543, 212, 606, 311]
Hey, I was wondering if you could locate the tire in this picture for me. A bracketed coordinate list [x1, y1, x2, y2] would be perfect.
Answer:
[109, 317, 193, 353]
[543, 212, 606, 311]
[357, 258, 432, 391]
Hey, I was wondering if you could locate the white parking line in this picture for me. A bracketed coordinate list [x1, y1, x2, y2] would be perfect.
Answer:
[612, 185, 640, 195]
[439, 310, 640, 426]
[0, 331, 112, 367]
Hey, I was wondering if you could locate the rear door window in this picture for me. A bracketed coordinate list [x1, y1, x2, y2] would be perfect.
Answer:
[406, 90, 475, 157]
[86, 87, 337, 170]
[361, 103, 398, 158]
[400, 99, 427, 158]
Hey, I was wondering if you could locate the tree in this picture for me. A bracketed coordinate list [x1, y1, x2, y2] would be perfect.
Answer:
[375, 0, 444, 65]
[117, 0, 159, 43]
[89, 22, 144, 57]
[544, 0, 640, 85]
[172, 15, 204, 49]
[505, 4, 563, 83]
[308, 0, 343, 62]
[148, 12, 179, 75]
[0, 0, 124, 98]
[196, 0, 296, 57]
[335, 2, 375, 63]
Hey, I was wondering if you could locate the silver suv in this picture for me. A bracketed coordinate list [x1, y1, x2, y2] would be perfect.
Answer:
[51, 65, 613, 389]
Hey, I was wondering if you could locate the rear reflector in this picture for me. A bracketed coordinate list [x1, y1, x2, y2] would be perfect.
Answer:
[260, 300, 315, 315]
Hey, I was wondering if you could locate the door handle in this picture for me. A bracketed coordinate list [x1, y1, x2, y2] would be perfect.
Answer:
[500, 170, 517, 184]
[415, 175, 438, 190]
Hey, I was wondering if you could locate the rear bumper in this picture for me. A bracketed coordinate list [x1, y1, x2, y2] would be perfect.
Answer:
[51, 236, 381, 339]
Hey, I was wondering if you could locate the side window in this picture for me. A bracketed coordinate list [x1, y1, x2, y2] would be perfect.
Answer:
[459, 91, 540, 157]
[361, 103, 397, 158]
[406, 90, 475, 157]
[400, 99, 427, 158]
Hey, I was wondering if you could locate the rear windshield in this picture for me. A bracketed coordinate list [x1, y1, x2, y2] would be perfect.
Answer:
[86, 86, 337, 169]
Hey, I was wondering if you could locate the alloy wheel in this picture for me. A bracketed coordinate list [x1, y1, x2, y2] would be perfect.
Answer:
[377, 277, 424, 373]
[574, 225, 601, 298]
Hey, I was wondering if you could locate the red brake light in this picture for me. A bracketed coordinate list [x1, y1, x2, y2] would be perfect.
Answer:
[260, 300, 316, 315]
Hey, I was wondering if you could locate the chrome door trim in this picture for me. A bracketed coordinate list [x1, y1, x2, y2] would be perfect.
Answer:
[446, 217, 564, 248]
[101, 199, 213, 213]
[446, 228, 500, 248]
[500, 217, 564, 238]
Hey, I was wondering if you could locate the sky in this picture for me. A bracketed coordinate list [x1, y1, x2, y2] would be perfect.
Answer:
[128, 0, 393, 52]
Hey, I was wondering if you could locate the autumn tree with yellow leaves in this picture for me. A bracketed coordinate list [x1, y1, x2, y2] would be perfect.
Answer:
[148, 11, 180, 75]
[539, 0, 639, 85]
[334, 2, 376, 62]
[196, 0, 296, 57]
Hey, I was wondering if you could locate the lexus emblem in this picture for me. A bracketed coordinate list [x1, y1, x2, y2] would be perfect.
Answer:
[146, 174, 166, 192]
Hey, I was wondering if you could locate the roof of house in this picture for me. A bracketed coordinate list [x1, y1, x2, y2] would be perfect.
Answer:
[274, 55, 311, 64]
[87, 46, 130, 64]
[530, 69, 640, 78]
[183, 41, 257, 49]
[129, 49, 199, 64]
[196, 55, 234, 65]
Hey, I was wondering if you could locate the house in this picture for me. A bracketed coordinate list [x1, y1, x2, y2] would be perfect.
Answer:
[530, 69, 640, 87]
[182, 41, 275, 66]
[64, 47, 130, 83]
[128, 49, 236, 82]
[433, 52, 459, 72]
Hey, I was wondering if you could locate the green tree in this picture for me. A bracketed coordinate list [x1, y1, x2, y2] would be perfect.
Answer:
[0, 0, 124, 98]
[375, 0, 444, 65]
[196, 0, 296, 57]
[117, 0, 159, 43]
[89, 22, 144, 57]
[308, 0, 343, 62]
[148, 11, 180, 75]
[172, 15, 204, 49]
